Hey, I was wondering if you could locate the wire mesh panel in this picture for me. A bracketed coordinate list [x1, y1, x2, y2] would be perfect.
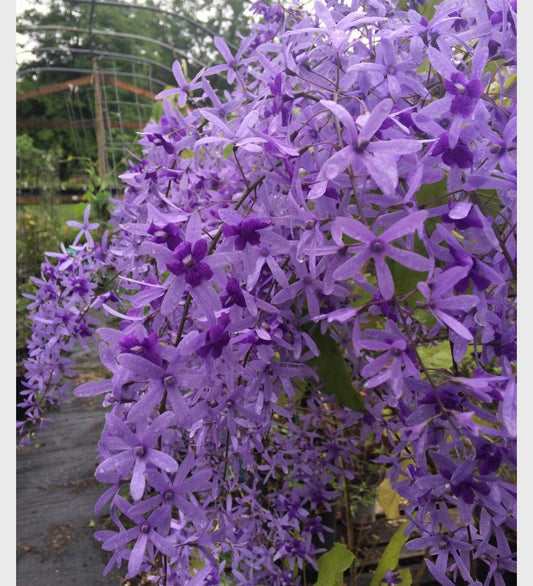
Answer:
[16, 0, 232, 190]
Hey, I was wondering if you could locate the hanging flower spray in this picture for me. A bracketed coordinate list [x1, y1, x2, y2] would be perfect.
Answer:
[18, 0, 517, 583]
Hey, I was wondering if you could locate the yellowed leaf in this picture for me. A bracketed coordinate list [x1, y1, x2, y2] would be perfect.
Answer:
[377, 478, 401, 520]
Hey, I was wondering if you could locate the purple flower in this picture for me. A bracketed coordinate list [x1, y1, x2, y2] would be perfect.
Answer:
[167, 239, 214, 287]
[155, 60, 203, 109]
[147, 221, 183, 250]
[66, 204, 99, 247]
[196, 313, 231, 359]
[19, 0, 517, 582]
[348, 36, 427, 101]
[444, 72, 484, 118]
[359, 322, 418, 402]
[70, 277, 90, 298]
[119, 331, 162, 366]
[475, 441, 504, 476]
[314, 98, 422, 196]
[381, 569, 403, 585]
[221, 277, 246, 308]
[222, 217, 270, 250]
[440, 200, 482, 230]
[146, 132, 175, 154]
[95, 496, 178, 579]
[96, 412, 179, 501]
[431, 453, 491, 510]
[211, 36, 244, 85]
[405, 530, 474, 585]
[417, 266, 479, 340]
[430, 133, 473, 169]
[143, 453, 212, 517]
[331, 210, 431, 299]
[430, 223, 504, 293]
[427, 44, 487, 121]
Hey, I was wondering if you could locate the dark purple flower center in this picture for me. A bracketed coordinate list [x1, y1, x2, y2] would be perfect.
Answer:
[221, 277, 246, 308]
[134, 445, 146, 457]
[222, 217, 270, 251]
[72, 278, 90, 296]
[164, 375, 177, 388]
[371, 239, 385, 253]
[196, 313, 231, 359]
[355, 137, 369, 152]
[167, 240, 214, 287]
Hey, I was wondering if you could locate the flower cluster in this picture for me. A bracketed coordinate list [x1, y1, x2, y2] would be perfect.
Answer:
[20, 0, 517, 584]
[17, 206, 116, 445]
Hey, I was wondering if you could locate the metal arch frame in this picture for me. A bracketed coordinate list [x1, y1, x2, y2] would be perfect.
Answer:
[16, 46, 175, 76]
[16, 66, 170, 91]
[17, 25, 211, 71]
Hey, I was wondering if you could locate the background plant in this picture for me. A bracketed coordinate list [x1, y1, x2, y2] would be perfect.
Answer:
[18, 0, 517, 584]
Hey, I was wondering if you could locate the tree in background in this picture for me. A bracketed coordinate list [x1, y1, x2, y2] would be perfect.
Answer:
[16, 0, 252, 184]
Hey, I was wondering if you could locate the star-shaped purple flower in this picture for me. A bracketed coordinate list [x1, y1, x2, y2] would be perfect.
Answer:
[331, 210, 431, 299]
[167, 239, 214, 287]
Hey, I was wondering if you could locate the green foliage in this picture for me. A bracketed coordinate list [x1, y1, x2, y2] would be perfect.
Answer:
[387, 256, 427, 300]
[17, 133, 62, 192]
[16, 198, 87, 349]
[370, 522, 410, 586]
[417, 340, 455, 371]
[417, 340, 475, 377]
[418, 0, 440, 20]
[396, 569, 413, 585]
[82, 159, 113, 222]
[314, 543, 355, 586]
[305, 327, 366, 413]
[16, 205, 59, 347]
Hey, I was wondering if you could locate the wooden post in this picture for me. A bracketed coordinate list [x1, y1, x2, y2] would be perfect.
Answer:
[92, 57, 107, 178]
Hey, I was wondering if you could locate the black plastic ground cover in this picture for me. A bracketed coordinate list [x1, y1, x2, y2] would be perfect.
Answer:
[16, 344, 124, 586]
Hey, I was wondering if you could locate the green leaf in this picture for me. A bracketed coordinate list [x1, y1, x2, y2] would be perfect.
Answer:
[419, 0, 439, 20]
[417, 341, 454, 370]
[370, 521, 410, 586]
[150, 100, 164, 123]
[223, 143, 235, 159]
[305, 327, 366, 413]
[387, 257, 427, 299]
[180, 148, 195, 159]
[377, 478, 402, 520]
[413, 308, 437, 329]
[314, 543, 355, 586]
[414, 177, 448, 210]
[397, 568, 413, 585]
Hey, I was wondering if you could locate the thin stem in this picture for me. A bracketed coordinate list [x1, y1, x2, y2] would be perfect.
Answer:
[173, 172, 267, 348]
[343, 469, 357, 586]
